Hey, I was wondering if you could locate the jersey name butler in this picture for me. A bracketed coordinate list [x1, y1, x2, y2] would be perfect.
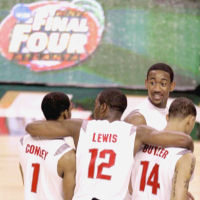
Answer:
[142, 144, 169, 159]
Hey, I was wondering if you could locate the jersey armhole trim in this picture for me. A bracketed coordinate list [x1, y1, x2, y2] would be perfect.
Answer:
[54, 143, 71, 156]
[81, 120, 89, 133]
[177, 149, 191, 155]
[20, 136, 24, 146]
[130, 125, 137, 135]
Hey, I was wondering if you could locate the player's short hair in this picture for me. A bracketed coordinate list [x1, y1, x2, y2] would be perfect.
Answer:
[168, 97, 196, 119]
[147, 63, 174, 82]
[98, 89, 127, 113]
[41, 92, 70, 120]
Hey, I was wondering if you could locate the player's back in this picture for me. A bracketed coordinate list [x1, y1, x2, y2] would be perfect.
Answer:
[73, 120, 136, 200]
[132, 144, 188, 200]
[18, 135, 72, 200]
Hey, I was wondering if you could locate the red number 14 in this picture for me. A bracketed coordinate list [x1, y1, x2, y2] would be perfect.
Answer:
[140, 161, 160, 195]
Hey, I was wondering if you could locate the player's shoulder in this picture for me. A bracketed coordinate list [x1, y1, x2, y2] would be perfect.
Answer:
[57, 149, 76, 175]
[179, 151, 195, 161]
[125, 110, 144, 119]
[59, 149, 75, 163]
[124, 110, 146, 125]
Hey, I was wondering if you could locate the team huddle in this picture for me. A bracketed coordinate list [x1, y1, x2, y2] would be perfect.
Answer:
[18, 63, 197, 200]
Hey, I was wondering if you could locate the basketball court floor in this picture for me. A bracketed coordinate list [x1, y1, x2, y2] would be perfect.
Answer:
[0, 136, 199, 200]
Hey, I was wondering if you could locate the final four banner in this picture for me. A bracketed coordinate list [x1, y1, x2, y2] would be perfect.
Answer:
[0, 0, 104, 71]
[0, 0, 199, 90]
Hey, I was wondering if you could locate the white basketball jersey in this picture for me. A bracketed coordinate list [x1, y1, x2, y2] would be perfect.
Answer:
[18, 135, 73, 200]
[73, 120, 136, 200]
[135, 98, 170, 130]
[132, 145, 189, 200]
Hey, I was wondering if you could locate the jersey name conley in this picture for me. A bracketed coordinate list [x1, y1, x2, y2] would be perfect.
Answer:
[92, 132, 118, 143]
[25, 144, 48, 160]
[142, 144, 169, 159]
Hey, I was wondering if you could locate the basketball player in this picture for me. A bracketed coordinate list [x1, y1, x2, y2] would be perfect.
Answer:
[25, 89, 193, 200]
[124, 63, 194, 199]
[124, 63, 174, 199]
[124, 62, 175, 128]
[131, 97, 196, 200]
[18, 92, 76, 200]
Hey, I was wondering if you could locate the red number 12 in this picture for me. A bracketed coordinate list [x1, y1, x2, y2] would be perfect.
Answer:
[88, 149, 116, 180]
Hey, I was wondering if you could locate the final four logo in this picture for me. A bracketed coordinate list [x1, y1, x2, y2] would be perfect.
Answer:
[0, 0, 104, 71]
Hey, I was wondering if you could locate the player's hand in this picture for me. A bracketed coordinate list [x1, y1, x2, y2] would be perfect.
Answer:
[187, 191, 195, 200]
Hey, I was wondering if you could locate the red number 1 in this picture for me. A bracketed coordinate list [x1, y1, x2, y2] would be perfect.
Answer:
[88, 149, 116, 180]
[31, 163, 40, 193]
[140, 161, 160, 195]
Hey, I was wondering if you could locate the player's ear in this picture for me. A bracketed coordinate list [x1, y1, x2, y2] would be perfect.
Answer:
[61, 109, 71, 120]
[100, 103, 108, 114]
[145, 79, 148, 89]
[170, 81, 176, 92]
[62, 110, 66, 120]
[66, 109, 71, 119]
[166, 114, 169, 122]
[184, 115, 195, 134]
[188, 115, 196, 128]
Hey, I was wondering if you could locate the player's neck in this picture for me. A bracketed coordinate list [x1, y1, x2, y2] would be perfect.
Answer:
[105, 111, 122, 122]
[165, 120, 185, 133]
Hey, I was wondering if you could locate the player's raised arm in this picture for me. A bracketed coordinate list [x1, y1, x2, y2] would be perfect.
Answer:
[135, 125, 194, 153]
[170, 153, 196, 200]
[26, 119, 83, 139]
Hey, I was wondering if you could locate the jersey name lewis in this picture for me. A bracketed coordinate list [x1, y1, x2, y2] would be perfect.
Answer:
[92, 132, 118, 143]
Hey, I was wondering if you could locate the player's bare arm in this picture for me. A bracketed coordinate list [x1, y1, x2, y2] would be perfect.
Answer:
[124, 111, 147, 126]
[26, 119, 83, 141]
[57, 149, 76, 200]
[170, 153, 196, 200]
[134, 125, 194, 155]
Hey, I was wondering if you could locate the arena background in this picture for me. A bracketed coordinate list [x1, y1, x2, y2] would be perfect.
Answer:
[0, 0, 199, 199]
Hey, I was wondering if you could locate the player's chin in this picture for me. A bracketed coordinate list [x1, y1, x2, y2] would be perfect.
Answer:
[151, 98, 163, 107]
